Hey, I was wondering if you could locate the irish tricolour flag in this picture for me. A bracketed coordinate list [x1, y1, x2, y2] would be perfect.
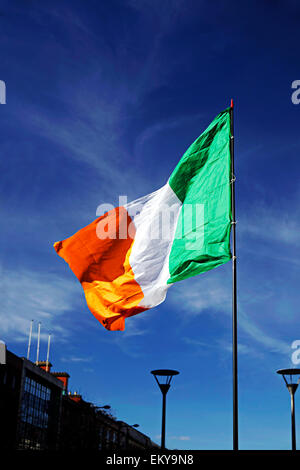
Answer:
[54, 107, 232, 331]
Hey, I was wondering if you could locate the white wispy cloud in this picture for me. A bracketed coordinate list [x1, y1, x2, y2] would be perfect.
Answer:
[170, 435, 191, 441]
[182, 336, 263, 359]
[0, 266, 80, 343]
[169, 267, 291, 359]
[238, 307, 291, 356]
[239, 199, 300, 247]
[155, 434, 191, 441]
[169, 269, 231, 317]
[110, 313, 151, 358]
[61, 356, 93, 363]
[18, 103, 127, 185]
[134, 113, 204, 156]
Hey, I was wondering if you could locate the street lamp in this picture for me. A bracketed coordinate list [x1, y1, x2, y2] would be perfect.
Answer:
[277, 368, 300, 451]
[151, 369, 179, 450]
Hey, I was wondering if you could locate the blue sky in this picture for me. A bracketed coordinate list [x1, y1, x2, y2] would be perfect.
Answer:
[1, 0, 300, 450]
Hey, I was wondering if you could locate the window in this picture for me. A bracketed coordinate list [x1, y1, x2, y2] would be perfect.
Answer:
[18, 375, 53, 450]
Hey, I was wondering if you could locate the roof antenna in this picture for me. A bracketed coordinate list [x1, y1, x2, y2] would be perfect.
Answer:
[36, 322, 41, 364]
[27, 320, 34, 360]
[46, 334, 51, 372]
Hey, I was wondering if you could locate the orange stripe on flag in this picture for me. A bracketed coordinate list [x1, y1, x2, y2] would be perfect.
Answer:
[54, 207, 146, 331]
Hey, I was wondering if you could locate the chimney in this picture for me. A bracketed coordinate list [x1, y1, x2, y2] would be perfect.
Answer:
[36, 361, 52, 373]
[51, 372, 70, 392]
[69, 391, 82, 403]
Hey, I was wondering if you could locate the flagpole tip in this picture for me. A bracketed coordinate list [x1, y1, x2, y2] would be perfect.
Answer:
[230, 99, 234, 108]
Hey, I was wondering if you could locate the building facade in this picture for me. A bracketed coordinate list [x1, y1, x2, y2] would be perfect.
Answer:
[0, 342, 158, 451]
[0, 348, 63, 450]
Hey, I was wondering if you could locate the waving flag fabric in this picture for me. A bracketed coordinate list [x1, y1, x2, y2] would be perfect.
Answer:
[54, 107, 232, 331]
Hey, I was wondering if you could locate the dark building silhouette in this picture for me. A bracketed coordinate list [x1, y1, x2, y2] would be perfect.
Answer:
[0, 342, 158, 451]
[59, 392, 100, 450]
[0, 348, 63, 450]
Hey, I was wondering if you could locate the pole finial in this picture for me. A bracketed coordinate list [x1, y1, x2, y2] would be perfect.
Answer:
[230, 98, 234, 108]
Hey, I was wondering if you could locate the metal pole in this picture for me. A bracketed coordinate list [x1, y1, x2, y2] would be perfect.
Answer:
[27, 320, 33, 360]
[230, 100, 238, 451]
[290, 389, 297, 451]
[46, 334, 51, 371]
[161, 391, 167, 450]
[36, 322, 41, 364]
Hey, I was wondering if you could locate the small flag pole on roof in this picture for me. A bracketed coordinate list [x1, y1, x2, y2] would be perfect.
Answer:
[230, 99, 239, 451]
[27, 319, 33, 360]
[36, 321, 41, 364]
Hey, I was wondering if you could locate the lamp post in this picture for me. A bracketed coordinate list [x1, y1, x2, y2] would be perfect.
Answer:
[277, 368, 300, 451]
[151, 369, 179, 450]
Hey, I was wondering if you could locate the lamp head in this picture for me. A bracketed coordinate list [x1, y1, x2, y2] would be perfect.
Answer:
[151, 369, 179, 394]
[277, 369, 300, 395]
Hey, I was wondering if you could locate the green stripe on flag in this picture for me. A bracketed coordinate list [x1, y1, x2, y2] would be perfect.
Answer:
[167, 108, 232, 284]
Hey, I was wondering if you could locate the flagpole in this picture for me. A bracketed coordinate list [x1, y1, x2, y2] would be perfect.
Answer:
[230, 99, 238, 451]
